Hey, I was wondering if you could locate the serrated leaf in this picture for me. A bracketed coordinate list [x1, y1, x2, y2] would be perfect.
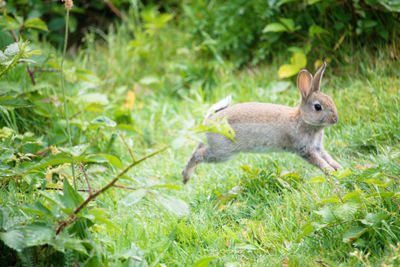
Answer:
[87, 153, 122, 169]
[24, 18, 48, 31]
[24, 223, 54, 247]
[193, 256, 216, 267]
[262, 22, 287, 33]
[314, 206, 336, 223]
[122, 189, 147, 206]
[335, 203, 360, 221]
[336, 169, 353, 179]
[342, 226, 367, 242]
[61, 179, 83, 210]
[156, 195, 189, 216]
[0, 230, 25, 251]
[296, 223, 314, 242]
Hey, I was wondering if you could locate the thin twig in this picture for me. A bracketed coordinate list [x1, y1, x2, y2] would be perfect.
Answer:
[113, 184, 137, 191]
[120, 134, 135, 161]
[55, 146, 167, 235]
[80, 163, 92, 195]
[37, 187, 92, 193]
[32, 68, 61, 73]
[104, 0, 126, 20]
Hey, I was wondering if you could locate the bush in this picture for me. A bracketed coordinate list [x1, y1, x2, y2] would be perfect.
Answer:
[182, 0, 400, 66]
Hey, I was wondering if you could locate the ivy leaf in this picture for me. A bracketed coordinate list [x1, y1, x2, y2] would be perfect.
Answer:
[24, 18, 48, 31]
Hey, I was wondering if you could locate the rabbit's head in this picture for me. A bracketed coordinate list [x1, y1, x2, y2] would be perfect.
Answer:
[297, 62, 338, 127]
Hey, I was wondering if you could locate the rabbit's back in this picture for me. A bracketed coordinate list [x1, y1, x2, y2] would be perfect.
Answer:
[206, 102, 301, 154]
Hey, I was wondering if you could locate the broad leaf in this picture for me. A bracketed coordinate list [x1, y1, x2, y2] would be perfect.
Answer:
[262, 22, 287, 33]
[193, 256, 216, 267]
[342, 226, 367, 242]
[24, 18, 48, 31]
[122, 189, 147, 206]
[156, 195, 189, 216]
[0, 229, 25, 252]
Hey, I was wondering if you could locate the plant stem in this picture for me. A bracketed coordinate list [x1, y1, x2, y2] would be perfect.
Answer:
[60, 9, 76, 188]
[55, 146, 167, 235]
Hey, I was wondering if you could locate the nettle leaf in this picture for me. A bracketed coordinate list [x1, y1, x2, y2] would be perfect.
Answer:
[87, 153, 122, 169]
[342, 226, 368, 243]
[24, 223, 54, 247]
[314, 206, 336, 224]
[122, 189, 147, 206]
[61, 179, 83, 210]
[193, 256, 216, 267]
[24, 18, 48, 31]
[0, 229, 25, 252]
[156, 195, 190, 217]
[334, 202, 360, 221]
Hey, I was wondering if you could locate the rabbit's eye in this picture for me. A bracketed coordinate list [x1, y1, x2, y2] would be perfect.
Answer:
[314, 103, 322, 111]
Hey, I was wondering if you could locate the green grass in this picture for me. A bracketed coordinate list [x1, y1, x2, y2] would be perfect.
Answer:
[1, 12, 400, 266]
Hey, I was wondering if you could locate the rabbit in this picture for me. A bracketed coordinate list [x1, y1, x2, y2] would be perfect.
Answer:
[182, 62, 342, 184]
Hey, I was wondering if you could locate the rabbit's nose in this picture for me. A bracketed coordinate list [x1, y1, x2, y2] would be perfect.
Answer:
[331, 113, 339, 124]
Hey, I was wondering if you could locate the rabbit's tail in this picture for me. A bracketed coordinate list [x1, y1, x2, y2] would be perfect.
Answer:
[203, 95, 232, 123]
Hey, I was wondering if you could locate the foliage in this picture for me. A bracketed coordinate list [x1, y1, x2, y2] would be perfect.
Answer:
[0, 0, 400, 266]
[182, 0, 400, 69]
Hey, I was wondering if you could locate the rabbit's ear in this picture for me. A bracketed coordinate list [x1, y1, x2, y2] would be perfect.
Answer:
[297, 70, 313, 99]
[311, 62, 326, 92]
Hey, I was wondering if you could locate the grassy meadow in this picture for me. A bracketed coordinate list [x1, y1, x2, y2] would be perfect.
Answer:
[1, 3, 400, 266]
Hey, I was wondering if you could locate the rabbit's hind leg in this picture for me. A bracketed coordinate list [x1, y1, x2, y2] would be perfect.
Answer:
[182, 143, 208, 184]
[182, 142, 232, 184]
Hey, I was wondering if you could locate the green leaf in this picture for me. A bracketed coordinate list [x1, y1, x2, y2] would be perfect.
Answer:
[87, 153, 122, 169]
[262, 22, 287, 33]
[308, 24, 327, 37]
[342, 226, 368, 242]
[0, 96, 31, 108]
[336, 169, 353, 179]
[0, 230, 25, 252]
[193, 256, 216, 267]
[22, 202, 53, 218]
[296, 223, 314, 242]
[90, 116, 116, 128]
[24, 18, 48, 31]
[150, 184, 180, 190]
[279, 18, 297, 31]
[278, 64, 300, 79]
[335, 203, 360, 221]
[314, 206, 336, 223]
[310, 176, 325, 183]
[61, 179, 83, 210]
[24, 223, 54, 247]
[121, 189, 147, 206]
[318, 197, 341, 204]
[80, 93, 109, 105]
[156, 195, 190, 216]
[290, 52, 307, 68]
[26, 156, 74, 172]
[343, 191, 361, 202]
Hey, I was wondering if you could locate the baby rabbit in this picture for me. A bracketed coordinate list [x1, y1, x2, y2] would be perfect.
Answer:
[182, 62, 342, 184]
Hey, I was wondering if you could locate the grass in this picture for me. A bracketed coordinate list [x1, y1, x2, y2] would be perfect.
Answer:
[1, 10, 400, 266]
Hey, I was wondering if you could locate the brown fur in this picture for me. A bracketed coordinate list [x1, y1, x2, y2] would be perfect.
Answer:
[182, 62, 342, 184]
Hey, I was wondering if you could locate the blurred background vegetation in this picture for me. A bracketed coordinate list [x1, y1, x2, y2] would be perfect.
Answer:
[0, 0, 400, 266]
